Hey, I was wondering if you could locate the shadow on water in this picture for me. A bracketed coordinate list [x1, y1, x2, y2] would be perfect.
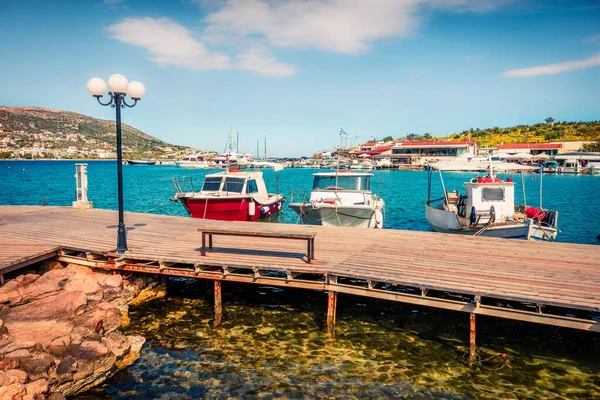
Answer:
[76, 278, 600, 400]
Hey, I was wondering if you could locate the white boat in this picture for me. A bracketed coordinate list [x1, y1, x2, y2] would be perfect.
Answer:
[586, 161, 600, 175]
[175, 154, 215, 169]
[425, 165, 559, 241]
[289, 171, 385, 228]
[559, 159, 582, 174]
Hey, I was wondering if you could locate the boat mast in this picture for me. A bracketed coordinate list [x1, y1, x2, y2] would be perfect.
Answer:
[539, 165, 543, 209]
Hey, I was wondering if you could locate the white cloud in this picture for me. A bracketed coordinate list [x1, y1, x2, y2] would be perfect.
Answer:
[203, 0, 512, 54]
[104, 0, 123, 4]
[585, 34, 600, 44]
[235, 48, 297, 78]
[105, 0, 511, 77]
[106, 17, 231, 71]
[503, 54, 600, 77]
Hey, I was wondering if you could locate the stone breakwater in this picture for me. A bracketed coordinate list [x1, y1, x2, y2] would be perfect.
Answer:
[0, 261, 164, 399]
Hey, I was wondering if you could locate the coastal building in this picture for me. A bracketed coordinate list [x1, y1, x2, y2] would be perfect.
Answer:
[498, 143, 562, 156]
[371, 141, 477, 166]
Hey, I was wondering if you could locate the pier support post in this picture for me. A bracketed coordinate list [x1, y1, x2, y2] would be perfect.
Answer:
[214, 280, 223, 326]
[469, 313, 476, 367]
[327, 291, 337, 339]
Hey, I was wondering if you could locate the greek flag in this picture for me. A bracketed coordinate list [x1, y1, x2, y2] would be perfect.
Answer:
[339, 128, 348, 135]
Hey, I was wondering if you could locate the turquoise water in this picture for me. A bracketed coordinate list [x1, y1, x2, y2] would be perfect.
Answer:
[1, 160, 599, 244]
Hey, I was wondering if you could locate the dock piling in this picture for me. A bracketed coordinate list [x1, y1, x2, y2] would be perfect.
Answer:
[469, 313, 476, 367]
[214, 280, 223, 326]
[327, 291, 337, 339]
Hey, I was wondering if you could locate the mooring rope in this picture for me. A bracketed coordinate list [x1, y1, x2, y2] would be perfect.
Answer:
[144, 199, 172, 214]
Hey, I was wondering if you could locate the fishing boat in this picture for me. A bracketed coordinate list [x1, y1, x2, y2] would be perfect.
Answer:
[559, 159, 582, 174]
[173, 168, 284, 221]
[126, 159, 156, 165]
[425, 164, 559, 240]
[288, 171, 385, 228]
[175, 153, 215, 169]
[586, 161, 600, 175]
[541, 159, 559, 174]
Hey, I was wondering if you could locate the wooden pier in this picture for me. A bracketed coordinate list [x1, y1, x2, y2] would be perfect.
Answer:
[1, 206, 599, 364]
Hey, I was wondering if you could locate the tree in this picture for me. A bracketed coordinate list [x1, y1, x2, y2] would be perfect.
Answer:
[580, 140, 600, 152]
[423, 133, 433, 140]
[545, 117, 555, 125]
[382, 136, 394, 142]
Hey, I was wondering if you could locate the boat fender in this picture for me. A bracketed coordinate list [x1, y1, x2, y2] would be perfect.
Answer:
[260, 206, 270, 214]
[469, 206, 477, 225]
[248, 200, 256, 217]
[375, 208, 383, 228]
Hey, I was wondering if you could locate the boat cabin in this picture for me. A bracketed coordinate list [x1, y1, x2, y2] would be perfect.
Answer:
[182, 154, 209, 162]
[446, 176, 515, 224]
[312, 172, 372, 191]
[201, 171, 270, 203]
[310, 172, 376, 205]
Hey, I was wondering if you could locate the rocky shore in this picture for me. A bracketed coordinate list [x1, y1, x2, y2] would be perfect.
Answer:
[0, 261, 164, 399]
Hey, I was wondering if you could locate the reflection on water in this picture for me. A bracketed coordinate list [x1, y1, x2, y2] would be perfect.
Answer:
[79, 279, 600, 399]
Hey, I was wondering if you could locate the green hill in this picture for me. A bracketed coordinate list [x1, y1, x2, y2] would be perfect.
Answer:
[443, 120, 600, 148]
[0, 106, 187, 158]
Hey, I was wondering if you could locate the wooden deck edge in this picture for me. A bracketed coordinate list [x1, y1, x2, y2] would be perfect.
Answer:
[0, 247, 60, 275]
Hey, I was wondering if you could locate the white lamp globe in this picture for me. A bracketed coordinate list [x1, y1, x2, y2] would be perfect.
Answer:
[87, 78, 107, 97]
[127, 81, 146, 100]
[107, 74, 129, 93]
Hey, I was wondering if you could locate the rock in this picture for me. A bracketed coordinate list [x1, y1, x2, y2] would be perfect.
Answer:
[0, 342, 36, 357]
[0, 383, 26, 399]
[73, 302, 121, 335]
[80, 341, 110, 357]
[48, 393, 67, 400]
[20, 353, 54, 381]
[0, 358, 20, 371]
[0, 319, 6, 336]
[115, 335, 145, 370]
[105, 275, 123, 288]
[129, 283, 166, 306]
[3, 348, 31, 359]
[24, 378, 48, 400]
[0, 371, 6, 386]
[40, 259, 65, 273]
[6, 369, 27, 384]
[46, 336, 70, 356]
[104, 331, 129, 358]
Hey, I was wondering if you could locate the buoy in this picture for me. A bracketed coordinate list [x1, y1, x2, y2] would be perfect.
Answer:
[248, 200, 256, 217]
[260, 206, 270, 214]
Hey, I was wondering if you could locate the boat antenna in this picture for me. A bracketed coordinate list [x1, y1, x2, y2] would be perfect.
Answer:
[539, 163, 543, 209]
[488, 154, 495, 179]
[520, 169, 527, 208]
[224, 125, 234, 153]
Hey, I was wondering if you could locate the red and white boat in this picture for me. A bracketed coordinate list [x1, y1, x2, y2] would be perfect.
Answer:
[173, 169, 284, 221]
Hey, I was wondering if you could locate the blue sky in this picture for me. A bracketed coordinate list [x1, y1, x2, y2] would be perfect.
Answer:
[1, 0, 599, 157]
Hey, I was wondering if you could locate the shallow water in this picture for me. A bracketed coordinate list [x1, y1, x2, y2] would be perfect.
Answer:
[1, 160, 599, 244]
[77, 279, 600, 399]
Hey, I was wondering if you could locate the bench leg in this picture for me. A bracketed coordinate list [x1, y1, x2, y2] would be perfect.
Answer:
[201, 233, 206, 256]
[209, 234, 213, 252]
[311, 238, 315, 260]
[306, 239, 311, 263]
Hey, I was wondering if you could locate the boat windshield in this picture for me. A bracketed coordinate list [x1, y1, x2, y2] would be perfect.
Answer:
[202, 177, 222, 191]
[222, 177, 246, 193]
[313, 175, 371, 191]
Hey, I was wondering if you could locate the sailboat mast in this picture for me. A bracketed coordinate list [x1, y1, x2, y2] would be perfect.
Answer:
[256, 139, 259, 159]
[236, 132, 240, 154]
[264, 137, 267, 160]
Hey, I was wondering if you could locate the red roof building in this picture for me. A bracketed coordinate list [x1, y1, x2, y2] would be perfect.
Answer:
[498, 143, 562, 155]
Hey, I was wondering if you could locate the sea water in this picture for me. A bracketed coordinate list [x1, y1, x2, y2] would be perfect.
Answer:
[1, 160, 600, 399]
[0, 160, 599, 244]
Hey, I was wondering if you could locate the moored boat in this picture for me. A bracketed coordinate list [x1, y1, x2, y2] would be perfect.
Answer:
[425, 166, 558, 240]
[173, 169, 284, 221]
[559, 159, 582, 174]
[289, 171, 384, 228]
[126, 159, 156, 165]
[175, 153, 215, 169]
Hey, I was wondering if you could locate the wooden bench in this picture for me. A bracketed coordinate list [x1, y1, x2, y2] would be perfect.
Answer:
[197, 227, 316, 263]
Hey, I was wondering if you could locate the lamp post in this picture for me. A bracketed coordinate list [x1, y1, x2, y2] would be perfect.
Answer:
[87, 74, 145, 254]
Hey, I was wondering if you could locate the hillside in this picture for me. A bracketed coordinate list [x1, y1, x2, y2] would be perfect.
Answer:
[0, 106, 187, 159]
[442, 120, 600, 148]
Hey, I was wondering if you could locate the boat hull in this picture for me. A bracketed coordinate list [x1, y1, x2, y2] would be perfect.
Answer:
[425, 204, 557, 240]
[289, 203, 383, 228]
[180, 196, 284, 221]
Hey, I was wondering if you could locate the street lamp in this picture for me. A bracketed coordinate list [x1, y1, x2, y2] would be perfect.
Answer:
[87, 74, 145, 254]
